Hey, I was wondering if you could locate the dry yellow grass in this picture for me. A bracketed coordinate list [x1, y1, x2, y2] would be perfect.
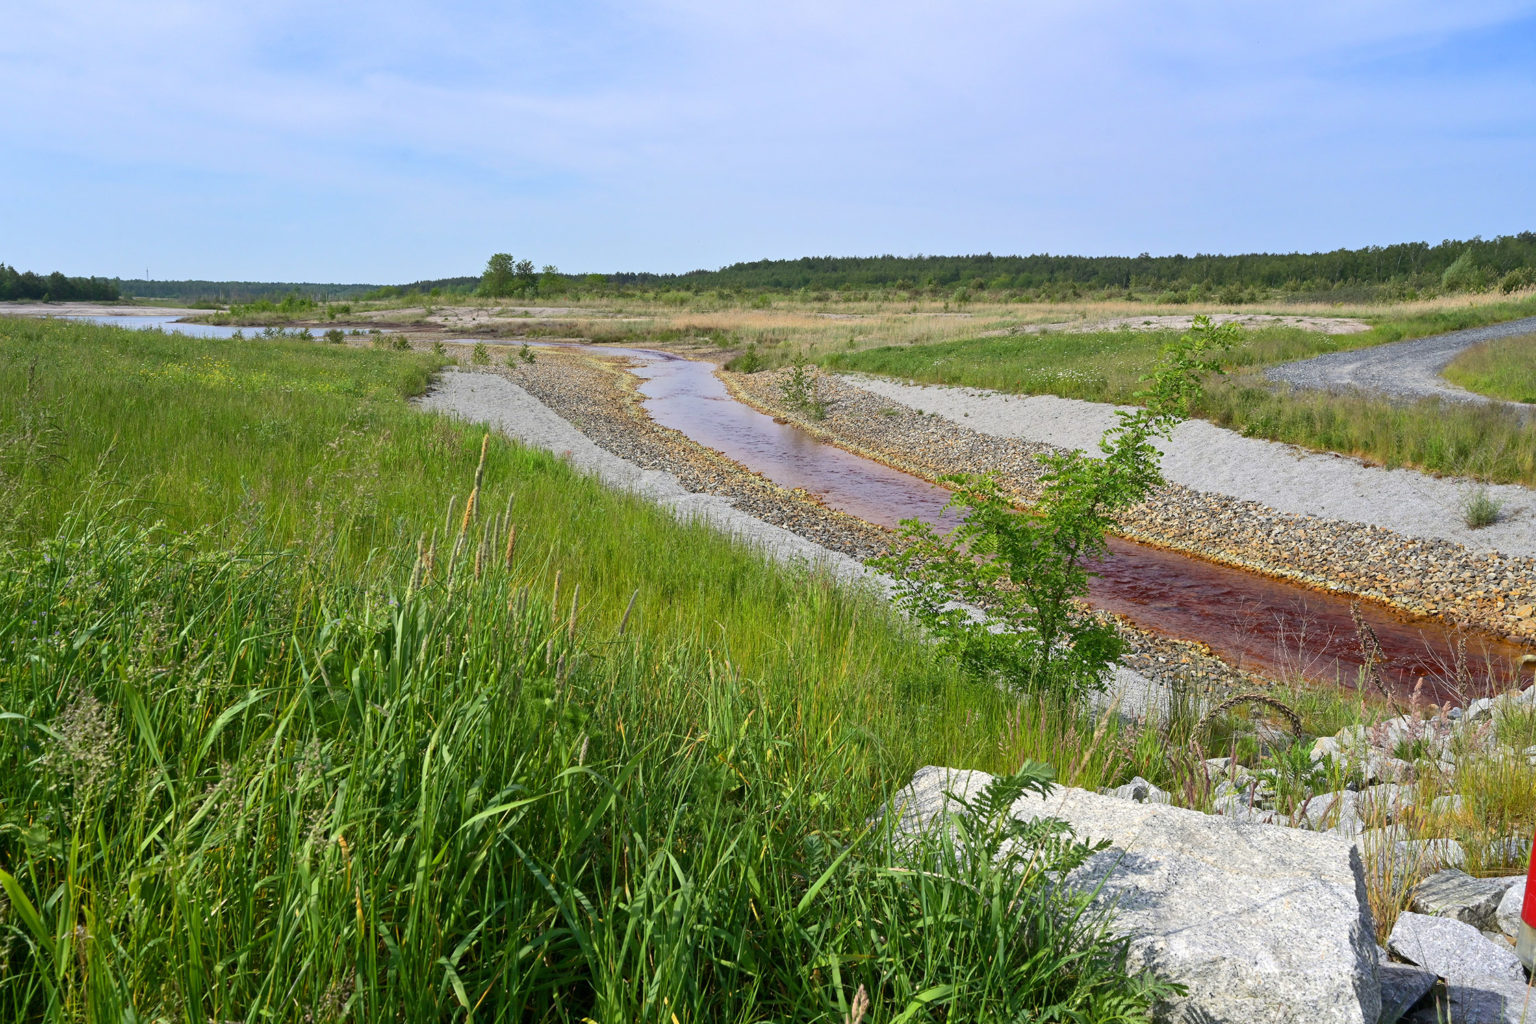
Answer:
[348, 287, 1535, 368]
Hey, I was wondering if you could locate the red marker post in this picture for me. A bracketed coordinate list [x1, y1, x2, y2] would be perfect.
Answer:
[1520, 831, 1536, 971]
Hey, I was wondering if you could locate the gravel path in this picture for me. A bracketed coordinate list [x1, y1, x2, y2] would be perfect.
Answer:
[841, 375, 1536, 561]
[1266, 315, 1536, 404]
[993, 313, 1369, 336]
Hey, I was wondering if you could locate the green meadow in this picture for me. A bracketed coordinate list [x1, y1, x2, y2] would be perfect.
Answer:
[0, 317, 1178, 1021]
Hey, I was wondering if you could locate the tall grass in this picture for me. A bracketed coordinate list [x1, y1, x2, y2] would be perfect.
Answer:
[0, 506, 1166, 1021]
[1442, 332, 1536, 403]
[1199, 375, 1536, 484]
[0, 316, 1171, 1021]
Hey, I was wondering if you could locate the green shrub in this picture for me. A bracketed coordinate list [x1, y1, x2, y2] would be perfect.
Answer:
[1462, 486, 1504, 528]
[874, 317, 1236, 700]
[1441, 248, 1490, 293]
[1499, 267, 1536, 294]
[779, 360, 827, 419]
[471, 341, 490, 365]
[728, 342, 764, 373]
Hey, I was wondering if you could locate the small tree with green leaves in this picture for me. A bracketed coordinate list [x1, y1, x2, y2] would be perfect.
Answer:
[480, 253, 515, 298]
[873, 316, 1238, 700]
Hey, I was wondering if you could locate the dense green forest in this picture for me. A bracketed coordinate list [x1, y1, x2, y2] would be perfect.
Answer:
[634, 232, 1536, 297]
[14, 231, 1535, 308]
[0, 264, 119, 302]
[114, 278, 379, 303]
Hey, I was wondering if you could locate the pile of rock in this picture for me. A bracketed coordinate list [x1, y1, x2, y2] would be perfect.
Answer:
[1105, 685, 1536, 877]
[896, 766, 1533, 1024]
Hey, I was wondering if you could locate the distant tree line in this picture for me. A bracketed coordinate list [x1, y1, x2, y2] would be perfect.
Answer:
[115, 279, 379, 304]
[30, 230, 1532, 309]
[626, 232, 1536, 299]
[0, 264, 119, 302]
[365, 275, 478, 299]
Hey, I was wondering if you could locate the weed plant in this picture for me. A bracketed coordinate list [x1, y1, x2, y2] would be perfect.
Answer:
[1461, 486, 1505, 529]
[778, 360, 828, 419]
[874, 318, 1237, 701]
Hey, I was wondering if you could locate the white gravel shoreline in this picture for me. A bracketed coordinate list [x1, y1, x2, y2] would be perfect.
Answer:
[844, 376, 1536, 561]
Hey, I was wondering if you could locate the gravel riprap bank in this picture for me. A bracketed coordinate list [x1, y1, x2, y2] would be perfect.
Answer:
[726, 368, 1536, 645]
[416, 365, 875, 583]
[484, 349, 891, 559]
[421, 353, 1259, 699]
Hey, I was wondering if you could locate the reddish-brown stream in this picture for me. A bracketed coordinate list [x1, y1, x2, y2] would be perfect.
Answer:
[542, 343, 1535, 700]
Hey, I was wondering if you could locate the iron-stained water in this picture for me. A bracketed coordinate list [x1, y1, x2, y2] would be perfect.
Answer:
[547, 342, 1533, 700]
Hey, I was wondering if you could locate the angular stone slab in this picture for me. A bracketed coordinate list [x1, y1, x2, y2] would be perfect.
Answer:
[890, 766, 1381, 1024]
[1387, 912, 1527, 982]
[1411, 870, 1516, 931]
[1108, 775, 1171, 804]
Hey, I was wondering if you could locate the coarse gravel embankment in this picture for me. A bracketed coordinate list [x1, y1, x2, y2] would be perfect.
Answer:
[727, 368, 1536, 645]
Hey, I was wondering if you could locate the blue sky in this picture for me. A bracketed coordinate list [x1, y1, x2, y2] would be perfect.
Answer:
[3, 1, 1535, 281]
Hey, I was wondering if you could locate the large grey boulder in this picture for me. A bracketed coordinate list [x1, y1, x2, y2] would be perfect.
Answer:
[1387, 912, 1527, 982]
[889, 766, 1380, 1024]
[1498, 881, 1527, 940]
[1357, 783, 1416, 825]
[1411, 870, 1518, 931]
[1293, 790, 1371, 839]
[1360, 833, 1467, 880]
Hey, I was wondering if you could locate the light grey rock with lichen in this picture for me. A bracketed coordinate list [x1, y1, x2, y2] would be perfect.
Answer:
[1387, 911, 1527, 982]
[1400, 972, 1536, 1024]
[1497, 880, 1527, 940]
[1428, 794, 1465, 817]
[1410, 869, 1518, 931]
[1292, 789, 1365, 838]
[889, 766, 1380, 1024]
[1359, 832, 1467, 880]
[1108, 775, 1171, 804]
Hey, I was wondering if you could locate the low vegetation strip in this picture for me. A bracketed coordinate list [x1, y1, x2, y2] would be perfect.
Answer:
[0, 317, 1178, 1021]
[1443, 333, 1536, 404]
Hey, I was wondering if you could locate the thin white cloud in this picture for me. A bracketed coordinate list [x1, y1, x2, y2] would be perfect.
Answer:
[2, 0, 1534, 276]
